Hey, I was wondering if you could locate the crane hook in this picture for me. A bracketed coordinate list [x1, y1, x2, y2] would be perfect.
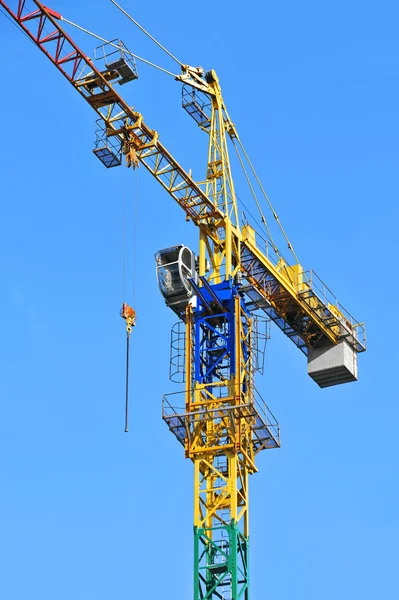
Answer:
[121, 302, 136, 333]
[122, 140, 139, 170]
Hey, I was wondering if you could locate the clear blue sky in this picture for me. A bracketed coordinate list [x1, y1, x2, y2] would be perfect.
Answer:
[0, 0, 398, 598]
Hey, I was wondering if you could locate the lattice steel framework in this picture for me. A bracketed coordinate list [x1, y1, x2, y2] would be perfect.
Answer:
[163, 282, 280, 599]
[1, 3, 366, 599]
[0, 0, 366, 353]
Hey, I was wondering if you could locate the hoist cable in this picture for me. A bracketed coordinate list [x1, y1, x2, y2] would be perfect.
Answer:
[121, 167, 139, 433]
[122, 167, 127, 302]
[235, 137, 300, 264]
[124, 332, 130, 432]
[109, 0, 184, 68]
[132, 169, 139, 306]
[122, 168, 129, 434]
[121, 167, 138, 305]
[62, 17, 176, 77]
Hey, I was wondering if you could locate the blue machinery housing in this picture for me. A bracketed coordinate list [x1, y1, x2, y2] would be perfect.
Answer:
[190, 279, 249, 384]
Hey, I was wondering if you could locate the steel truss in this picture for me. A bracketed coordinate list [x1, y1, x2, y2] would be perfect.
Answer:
[0, 5, 367, 599]
[163, 281, 280, 599]
[0, 0, 366, 354]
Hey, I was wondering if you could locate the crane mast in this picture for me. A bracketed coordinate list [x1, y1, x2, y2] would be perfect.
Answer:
[1, 2, 366, 599]
[168, 71, 276, 599]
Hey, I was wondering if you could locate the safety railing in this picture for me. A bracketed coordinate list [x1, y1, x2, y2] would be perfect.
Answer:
[182, 84, 211, 127]
[252, 386, 280, 446]
[240, 219, 366, 351]
[162, 384, 280, 452]
[300, 269, 366, 350]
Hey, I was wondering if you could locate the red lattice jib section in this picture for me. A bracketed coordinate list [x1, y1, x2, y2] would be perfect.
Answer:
[1, 0, 90, 82]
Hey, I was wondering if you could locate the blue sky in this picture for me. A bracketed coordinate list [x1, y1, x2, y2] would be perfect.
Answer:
[0, 0, 398, 598]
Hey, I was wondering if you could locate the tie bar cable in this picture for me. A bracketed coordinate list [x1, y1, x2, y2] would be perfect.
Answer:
[232, 138, 279, 255]
[235, 136, 300, 264]
[61, 17, 176, 77]
[109, 0, 184, 68]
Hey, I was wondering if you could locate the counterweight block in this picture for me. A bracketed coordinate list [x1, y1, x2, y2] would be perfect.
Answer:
[308, 340, 358, 388]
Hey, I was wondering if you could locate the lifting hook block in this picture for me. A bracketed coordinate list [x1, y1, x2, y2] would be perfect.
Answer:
[122, 140, 139, 169]
[121, 302, 136, 334]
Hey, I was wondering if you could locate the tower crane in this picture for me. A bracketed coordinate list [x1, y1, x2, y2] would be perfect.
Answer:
[0, 2, 366, 599]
